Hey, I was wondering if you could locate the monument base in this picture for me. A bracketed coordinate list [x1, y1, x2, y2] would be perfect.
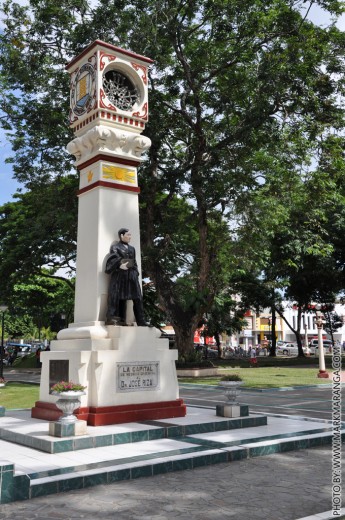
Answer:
[33, 399, 186, 425]
[32, 325, 186, 425]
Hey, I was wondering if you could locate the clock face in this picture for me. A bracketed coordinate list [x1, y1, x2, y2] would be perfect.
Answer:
[102, 70, 140, 111]
[71, 62, 96, 116]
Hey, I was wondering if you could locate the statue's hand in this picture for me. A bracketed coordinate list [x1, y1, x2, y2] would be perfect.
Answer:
[120, 262, 129, 270]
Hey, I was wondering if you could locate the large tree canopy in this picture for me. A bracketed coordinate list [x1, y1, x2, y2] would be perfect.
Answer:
[0, 0, 345, 356]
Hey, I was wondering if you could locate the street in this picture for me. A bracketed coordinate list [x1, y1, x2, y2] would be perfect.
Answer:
[3, 368, 344, 422]
[179, 383, 344, 421]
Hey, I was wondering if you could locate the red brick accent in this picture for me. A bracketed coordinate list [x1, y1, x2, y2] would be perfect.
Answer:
[31, 399, 186, 425]
[77, 180, 140, 196]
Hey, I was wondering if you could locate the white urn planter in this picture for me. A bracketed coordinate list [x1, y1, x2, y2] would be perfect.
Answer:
[219, 381, 243, 404]
[53, 391, 85, 423]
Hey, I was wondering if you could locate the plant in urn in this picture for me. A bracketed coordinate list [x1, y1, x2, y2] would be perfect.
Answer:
[219, 374, 243, 404]
[51, 381, 86, 423]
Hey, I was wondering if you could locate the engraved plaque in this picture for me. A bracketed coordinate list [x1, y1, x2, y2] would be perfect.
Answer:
[49, 360, 69, 393]
[117, 361, 160, 392]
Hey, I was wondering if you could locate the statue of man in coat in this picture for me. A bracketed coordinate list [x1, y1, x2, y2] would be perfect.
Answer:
[105, 228, 148, 326]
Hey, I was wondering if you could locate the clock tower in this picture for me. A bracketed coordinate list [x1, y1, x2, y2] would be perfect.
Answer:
[67, 40, 150, 136]
[32, 41, 186, 426]
[64, 41, 153, 329]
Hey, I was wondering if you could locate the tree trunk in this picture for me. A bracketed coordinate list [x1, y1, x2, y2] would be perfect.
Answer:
[296, 306, 305, 357]
[275, 305, 305, 358]
[270, 306, 277, 356]
[173, 324, 196, 361]
[215, 331, 221, 358]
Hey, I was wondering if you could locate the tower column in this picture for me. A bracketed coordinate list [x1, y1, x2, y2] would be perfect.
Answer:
[32, 40, 186, 425]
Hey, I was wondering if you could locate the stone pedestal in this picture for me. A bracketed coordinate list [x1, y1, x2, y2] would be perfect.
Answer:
[49, 420, 87, 437]
[32, 326, 186, 425]
[216, 404, 249, 418]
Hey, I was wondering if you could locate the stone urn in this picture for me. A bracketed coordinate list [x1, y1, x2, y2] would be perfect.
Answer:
[219, 380, 243, 404]
[53, 391, 85, 423]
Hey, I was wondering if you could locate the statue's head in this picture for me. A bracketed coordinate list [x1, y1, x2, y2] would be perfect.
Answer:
[118, 228, 131, 243]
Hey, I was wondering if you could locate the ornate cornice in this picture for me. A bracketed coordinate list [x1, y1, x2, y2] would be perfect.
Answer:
[67, 125, 151, 165]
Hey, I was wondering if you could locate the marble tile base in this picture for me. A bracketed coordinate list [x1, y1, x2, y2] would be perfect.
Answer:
[49, 420, 87, 437]
[0, 407, 342, 505]
[216, 404, 249, 418]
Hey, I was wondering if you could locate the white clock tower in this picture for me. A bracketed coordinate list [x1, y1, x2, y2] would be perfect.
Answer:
[32, 41, 186, 426]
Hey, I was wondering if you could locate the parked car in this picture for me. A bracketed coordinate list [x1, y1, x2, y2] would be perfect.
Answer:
[309, 339, 333, 355]
[277, 343, 298, 356]
[30, 342, 45, 353]
[204, 347, 219, 359]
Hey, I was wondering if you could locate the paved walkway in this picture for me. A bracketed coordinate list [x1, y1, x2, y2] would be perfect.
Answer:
[0, 446, 343, 520]
[1, 369, 343, 519]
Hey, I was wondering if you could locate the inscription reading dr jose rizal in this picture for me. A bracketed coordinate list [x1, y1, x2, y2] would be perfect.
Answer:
[117, 362, 160, 392]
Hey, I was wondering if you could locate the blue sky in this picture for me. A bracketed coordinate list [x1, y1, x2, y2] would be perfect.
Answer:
[0, 5, 344, 206]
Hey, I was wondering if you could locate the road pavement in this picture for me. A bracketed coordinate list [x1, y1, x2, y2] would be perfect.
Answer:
[179, 383, 344, 421]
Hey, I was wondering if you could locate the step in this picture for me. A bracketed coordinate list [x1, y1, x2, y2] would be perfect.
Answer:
[0, 410, 343, 504]
[26, 430, 340, 500]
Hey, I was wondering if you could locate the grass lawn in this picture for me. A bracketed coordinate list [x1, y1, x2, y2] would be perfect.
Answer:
[0, 383, 39, 409]
[178, 366, 333, 388]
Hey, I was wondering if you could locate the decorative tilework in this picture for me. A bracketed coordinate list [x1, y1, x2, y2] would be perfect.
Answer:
[12, 475, 30, 502]
[0, 408, 342, 504]
[227, 447, 248, 462]
[107, 468, 131, 483]
[58, 476, 84, 492]
[131, 464, 153, 479]
[131, 430, 149, 443]
[166, 425, 184, 437]
[49, 422, 75, 437]
[172, 458, 193, 471]
[30, 481, 59, 499]
[192, 451, 227, 468]
[114, 432, 132, 444]
[73, 437, 94, 450]
[152, 460, 174, 475]
[148, 428, 165, 440]
[52, 440, 74, 453]
[95, 434, 113, 448]
[83, 472, 108, 488]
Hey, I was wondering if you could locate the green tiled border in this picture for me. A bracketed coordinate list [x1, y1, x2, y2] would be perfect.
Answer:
[1, 418, 343, 504]
[0, 415, 267, 454]
[0, 428, 343, 504]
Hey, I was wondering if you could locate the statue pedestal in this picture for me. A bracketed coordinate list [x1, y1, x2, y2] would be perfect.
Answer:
[32, 326, 186, 425]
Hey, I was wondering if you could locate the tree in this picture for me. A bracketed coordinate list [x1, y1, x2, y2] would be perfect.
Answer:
[1, 0, 345, 358]
[4, 273, 74, 339]
[203, 291, 247, 357]
[0, 177, 78, 301]
[232, 115, 345, 356]
[323, 307, 343, 345]
[4, 313, 36, 340]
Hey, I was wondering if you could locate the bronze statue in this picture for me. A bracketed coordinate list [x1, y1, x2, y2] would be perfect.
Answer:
[105, 228, 148, 326]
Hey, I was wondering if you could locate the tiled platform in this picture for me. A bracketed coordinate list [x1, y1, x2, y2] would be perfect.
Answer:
[0, 407, 343, 504]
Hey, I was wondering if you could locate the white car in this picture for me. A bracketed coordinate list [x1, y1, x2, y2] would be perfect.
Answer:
[309, 339, 332, 355]
[277, 343, 298, 356]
